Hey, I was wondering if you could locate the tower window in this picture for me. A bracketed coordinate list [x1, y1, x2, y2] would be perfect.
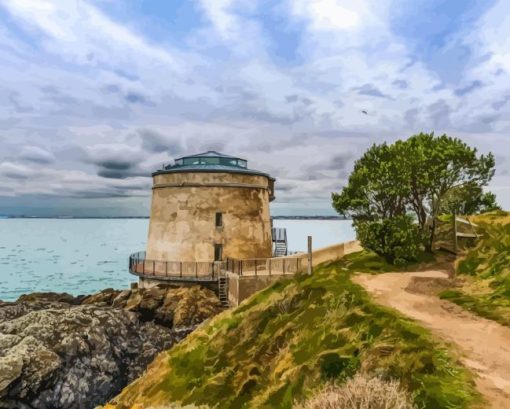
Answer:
[215, 212, 223, 227]
[214, 244, 223, 261]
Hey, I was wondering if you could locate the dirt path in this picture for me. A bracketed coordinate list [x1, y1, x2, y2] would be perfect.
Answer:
[354, 270, 510, 409]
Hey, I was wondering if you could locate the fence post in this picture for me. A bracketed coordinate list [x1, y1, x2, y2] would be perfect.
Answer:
[195, 262, 198, 278]
[453, 212, 458, 254]
[283, 258, 286, 275]
[269, 259, 272, 276]
[180, 261, 182, 277]
[255, 261, 257, 276]
[165, 261, 168, 277]
[153, 260, 155, 276]
[307, 235, 313, 275]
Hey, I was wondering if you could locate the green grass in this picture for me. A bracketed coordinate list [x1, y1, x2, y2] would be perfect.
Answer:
[440, 290, 510, 326]
[337, 248, 437, 275]
[438, 211, 510, 326]
[110, 260, 480, 409]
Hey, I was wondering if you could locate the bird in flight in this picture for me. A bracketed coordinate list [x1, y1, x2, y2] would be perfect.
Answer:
[361, 110, 368, 115]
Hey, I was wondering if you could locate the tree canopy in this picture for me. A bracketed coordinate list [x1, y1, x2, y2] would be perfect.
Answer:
[332, 133, 497, 252]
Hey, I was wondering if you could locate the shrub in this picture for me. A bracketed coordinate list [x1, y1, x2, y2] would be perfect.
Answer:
[295, 374, 415, 409]
[355, 216, 425, 265]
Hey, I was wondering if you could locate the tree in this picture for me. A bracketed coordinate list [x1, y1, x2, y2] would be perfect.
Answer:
[332, 133, 496, 253]
[331, 143, 409, 221]
[440, 184, 501, 215]
[404, 133, 495, 250]
[355, 215, 426, 265]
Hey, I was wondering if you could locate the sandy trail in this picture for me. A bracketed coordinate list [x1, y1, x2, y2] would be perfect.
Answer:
[354, 270, 510, 409]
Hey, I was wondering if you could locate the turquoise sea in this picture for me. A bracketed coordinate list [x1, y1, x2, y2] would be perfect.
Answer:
[0, 219, 355, 301]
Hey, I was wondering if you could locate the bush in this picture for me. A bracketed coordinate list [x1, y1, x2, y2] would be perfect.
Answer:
[295, 374, 415, 409]
[355, 216, 425, 265]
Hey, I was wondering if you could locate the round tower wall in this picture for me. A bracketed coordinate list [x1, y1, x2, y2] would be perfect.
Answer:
[146, 171, 273, 262]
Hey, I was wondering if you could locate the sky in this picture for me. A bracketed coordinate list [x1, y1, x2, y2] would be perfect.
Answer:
[0, 0, 509, 217]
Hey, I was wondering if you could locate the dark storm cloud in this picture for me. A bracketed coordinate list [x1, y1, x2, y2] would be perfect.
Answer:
[84, 144, 152, 179]
[97, 167, 149, 179]
[95, 158, 133, 171]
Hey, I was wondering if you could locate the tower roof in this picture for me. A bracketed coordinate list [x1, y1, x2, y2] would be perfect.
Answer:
[154, 151, 274, 180]
[179, 150, 238, 159]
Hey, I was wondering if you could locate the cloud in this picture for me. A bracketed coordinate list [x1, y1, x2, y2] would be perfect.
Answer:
[291, 0, 361, 31]
[355, 84, 390, 99]
[454, 80, 484, 96]
[138, 129, 184, 155]
[84, 144, 151, 179]
[0, 162, 31, 179]
[18, 146, 55, 164]
[0, 0, 509, 214]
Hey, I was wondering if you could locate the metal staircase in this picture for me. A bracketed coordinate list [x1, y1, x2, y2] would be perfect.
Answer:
[272, 227, 288, 257]
[218, 275, 229, 308]
[274, 242, 287, 257]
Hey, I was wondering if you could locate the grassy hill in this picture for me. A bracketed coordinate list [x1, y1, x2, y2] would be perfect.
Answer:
[106, 260, 479, 409]
[440, 210, 510, 326]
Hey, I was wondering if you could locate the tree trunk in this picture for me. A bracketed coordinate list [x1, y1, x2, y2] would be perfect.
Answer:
[427, 219, 436, 253]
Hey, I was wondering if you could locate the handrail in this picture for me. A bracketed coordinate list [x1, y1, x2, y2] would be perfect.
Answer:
[226, 256, 305, 276]
[128, 252, 306, 281]
[128, 251, 220, 281]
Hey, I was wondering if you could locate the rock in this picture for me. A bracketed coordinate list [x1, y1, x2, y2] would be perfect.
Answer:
[81, 288, 122, 306]
[109, 285, 223, 328]
[163, 286, 224, 327]
[0, 304, 183, 409]
[0, 285, 223, 409]
[17, 292, 80, 305]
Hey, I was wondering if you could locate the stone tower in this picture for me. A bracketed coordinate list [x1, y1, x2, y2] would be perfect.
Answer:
[145, 151, 275, 262]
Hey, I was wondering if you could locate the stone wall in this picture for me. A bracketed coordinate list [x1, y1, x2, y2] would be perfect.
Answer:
[227, 272, 289, 307]
[146, 171, 273, 262]
[309, 240, 362, 265]
[227, 240, 362, 306]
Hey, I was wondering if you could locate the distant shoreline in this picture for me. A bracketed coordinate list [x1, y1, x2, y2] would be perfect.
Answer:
[0, 215, 351, 220]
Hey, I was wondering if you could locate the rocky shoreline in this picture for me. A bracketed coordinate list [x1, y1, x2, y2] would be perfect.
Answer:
[0, 285, 223, 409]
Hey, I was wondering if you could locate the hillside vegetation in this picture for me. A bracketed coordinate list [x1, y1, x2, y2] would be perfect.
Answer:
[106, 261, 479, 409]
[440, 210, 510, 326]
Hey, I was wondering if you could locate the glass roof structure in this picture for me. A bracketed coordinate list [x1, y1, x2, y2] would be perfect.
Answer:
[154, 151, 274, 180]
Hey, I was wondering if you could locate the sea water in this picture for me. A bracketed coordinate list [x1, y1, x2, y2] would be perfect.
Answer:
[0, 219, 355, 301]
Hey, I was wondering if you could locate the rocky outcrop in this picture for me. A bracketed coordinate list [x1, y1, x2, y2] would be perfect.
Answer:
[0, 285, 223, 409]
[82, 285, 223, 328]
